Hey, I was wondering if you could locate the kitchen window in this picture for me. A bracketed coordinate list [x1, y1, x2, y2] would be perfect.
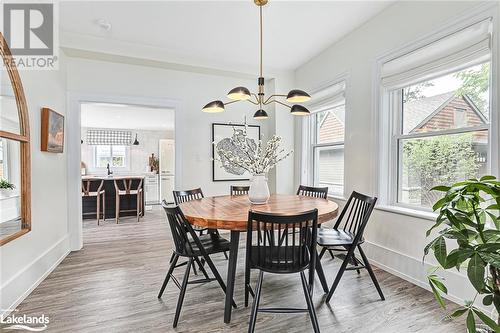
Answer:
[378, 17, 495, 211]
[93, 145, 129, 169]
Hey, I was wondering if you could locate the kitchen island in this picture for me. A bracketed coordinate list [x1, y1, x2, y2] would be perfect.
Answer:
[82, 175, 145, 220]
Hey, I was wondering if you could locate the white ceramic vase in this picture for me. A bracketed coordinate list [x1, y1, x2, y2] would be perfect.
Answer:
[248, 174, 270, 204]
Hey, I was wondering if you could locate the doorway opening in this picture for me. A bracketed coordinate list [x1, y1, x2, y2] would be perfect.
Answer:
[79, 102, 175, 243]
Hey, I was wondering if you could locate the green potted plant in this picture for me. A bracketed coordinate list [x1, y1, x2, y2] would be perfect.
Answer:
[425, 175, 500, 333]
[0, 178, 15, 195]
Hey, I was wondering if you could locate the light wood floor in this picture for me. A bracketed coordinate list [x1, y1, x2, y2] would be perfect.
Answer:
[11, 207, 465, 332]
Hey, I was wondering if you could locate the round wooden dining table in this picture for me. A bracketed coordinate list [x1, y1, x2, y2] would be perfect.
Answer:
[179, 194, 339, 323]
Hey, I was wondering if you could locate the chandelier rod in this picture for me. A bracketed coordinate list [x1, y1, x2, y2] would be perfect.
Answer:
[259, 5, 263, 79]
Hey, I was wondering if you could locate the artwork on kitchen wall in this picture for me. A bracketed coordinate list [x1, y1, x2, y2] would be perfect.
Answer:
[41, 108, 64, 153]
[212, 123, 260, 181]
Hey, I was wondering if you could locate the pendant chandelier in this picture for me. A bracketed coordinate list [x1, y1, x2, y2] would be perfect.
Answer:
[202, 0, 311, 119]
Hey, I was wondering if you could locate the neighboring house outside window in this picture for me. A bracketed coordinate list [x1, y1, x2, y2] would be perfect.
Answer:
[312, 103, 345, 196]
[398, 65, 490, 208]
[378, 17, 494, 212]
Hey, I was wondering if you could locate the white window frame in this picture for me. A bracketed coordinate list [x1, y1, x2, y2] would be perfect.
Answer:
[311, 104, 345, 197]
[92, 145, 130, 171]
[389, 71, 491, 211]
[376, 5, 498, 216]
[300, 75, 349, 199]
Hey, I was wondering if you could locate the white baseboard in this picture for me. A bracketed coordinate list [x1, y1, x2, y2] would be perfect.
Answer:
[363, 240, 485, 311]
[0, 235, 70, 318]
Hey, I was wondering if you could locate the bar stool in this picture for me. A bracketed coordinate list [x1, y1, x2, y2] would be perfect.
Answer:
[82, 179, 105, 225]
[114, 177, 143, 223]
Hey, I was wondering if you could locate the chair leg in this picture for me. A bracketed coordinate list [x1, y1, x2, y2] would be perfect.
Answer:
[115, 194, 120, 224]
[158, 254, 179, 298]
[215, 230, 229, 259]
[193, 256, 209, 279]
[245, 258, 251, 307]
[102, 192, 106, 221]
[358, 245, 385, 301]
[96, 194, 100, 225]
[203, 253, 237, 308]
[300, 271, 321, 333]
[169, 252, 175, 263]
[136, 193, 140, 222]
[352, 253, 361, 275]
[173, 258, 192, 328]
[248, 271, 264, 333]
[328, 249, 336, 260]
[319, 247, 326, 260]
[325, 246, 354, 303]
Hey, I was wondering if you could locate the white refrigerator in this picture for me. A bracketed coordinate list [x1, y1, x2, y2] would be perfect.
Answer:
[159, 139, 175, 203]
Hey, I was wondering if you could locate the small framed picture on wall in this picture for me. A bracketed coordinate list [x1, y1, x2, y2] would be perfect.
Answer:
[41, 107, 64, 153]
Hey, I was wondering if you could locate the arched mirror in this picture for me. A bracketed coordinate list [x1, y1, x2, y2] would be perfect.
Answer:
[0, 33, 31, 246]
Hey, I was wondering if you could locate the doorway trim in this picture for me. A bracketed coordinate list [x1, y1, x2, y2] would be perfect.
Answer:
[66, 92, 182, 251]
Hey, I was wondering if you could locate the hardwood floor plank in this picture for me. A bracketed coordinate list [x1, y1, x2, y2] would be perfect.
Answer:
[5, 207, 465, 332]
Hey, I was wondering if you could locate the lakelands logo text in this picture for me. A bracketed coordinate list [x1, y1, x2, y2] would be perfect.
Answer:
[2, 2, 59, 70]
[1, 311, 49, 331]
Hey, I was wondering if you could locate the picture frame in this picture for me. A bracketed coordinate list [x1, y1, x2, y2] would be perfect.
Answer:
[41, 107, 64, 153]
[212, 123, 261, 182]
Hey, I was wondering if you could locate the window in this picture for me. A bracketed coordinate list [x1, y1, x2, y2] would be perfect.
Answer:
[311, 102, 345, 196]
[93, 145, 128, 168]
[379, 17, 494, 211]
[454, 108, 467, 128]
[395, 63, 490, 209]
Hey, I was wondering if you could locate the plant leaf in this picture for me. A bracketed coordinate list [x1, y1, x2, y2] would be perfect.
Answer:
[466, 311, 476, 333]
[445, 248, 473, 269]
[433, 237, 447, 267]
[429, 278, 446, 309]
[450, 307, 468, 318]
[480, 175, 497, 181]
[467, 253, 486, 293]
[432, 185, 451, 192]
[433, 197, 448, 211]
[478, 252, 500, 269]
[473, 309, 500, 332]
[482, 294, 493, 306]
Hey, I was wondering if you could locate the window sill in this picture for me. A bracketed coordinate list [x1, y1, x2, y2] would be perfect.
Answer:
[376, 204, 437, 222]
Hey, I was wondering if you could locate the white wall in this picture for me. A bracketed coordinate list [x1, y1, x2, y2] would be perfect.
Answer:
[66, 57, 291, 195]
[81, 127, 174, 175]
[0, 54, 69, 314]
[295, 1, 499, 307]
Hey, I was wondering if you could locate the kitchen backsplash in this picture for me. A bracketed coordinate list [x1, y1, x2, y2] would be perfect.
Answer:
[81, 127, 174, 175]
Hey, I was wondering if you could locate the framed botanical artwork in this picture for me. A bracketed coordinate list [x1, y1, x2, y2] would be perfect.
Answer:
[41, 108, 64, 153]
[212, 123, 260, 181]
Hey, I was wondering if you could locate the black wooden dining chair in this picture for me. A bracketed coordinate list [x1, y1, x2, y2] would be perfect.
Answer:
[275, 185, 330, 247]
[173, 188, 228, 260]
[245, 209, 320, 333]
[317, 191, 385, 303]
[230, 185, 250, 196]
[158, 202, 236, 328]
[297, 185, 329, 199]
[173, 188, 208, 236]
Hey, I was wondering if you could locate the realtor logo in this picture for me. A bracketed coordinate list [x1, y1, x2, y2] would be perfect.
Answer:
[3, 3, 53, 55]
[1, 2, 58, 69]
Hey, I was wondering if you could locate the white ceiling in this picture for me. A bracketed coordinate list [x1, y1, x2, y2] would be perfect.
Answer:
[81, 103, 175, 131]
[60, 1, 393, 73]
